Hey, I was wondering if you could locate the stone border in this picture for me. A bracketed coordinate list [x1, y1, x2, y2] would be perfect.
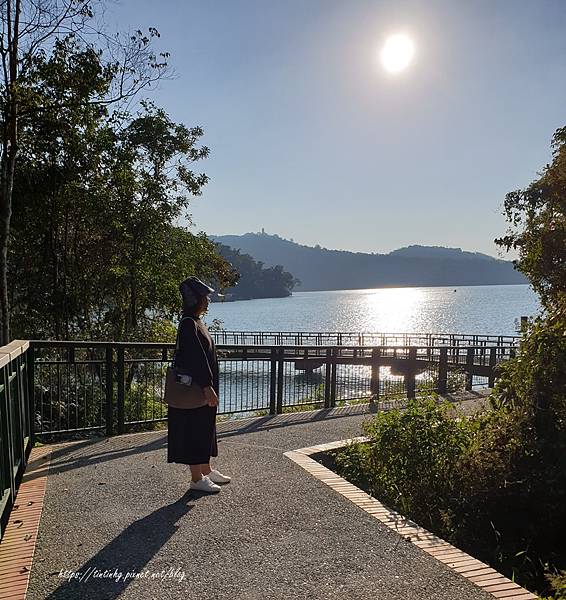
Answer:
[0, 445, 52, 600]
[284, 438, 538, 600]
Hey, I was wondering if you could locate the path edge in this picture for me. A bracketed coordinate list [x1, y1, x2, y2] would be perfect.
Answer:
[284, 438, 538, 600]
[0, 445, 52, 600]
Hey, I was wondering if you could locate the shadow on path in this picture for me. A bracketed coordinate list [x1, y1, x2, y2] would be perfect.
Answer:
[216, 403, 376, 439]
[25, 405, 375, 483]
[45, 489, 203, 599]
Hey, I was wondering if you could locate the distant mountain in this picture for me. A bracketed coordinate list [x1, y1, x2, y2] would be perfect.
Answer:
[389, 245, 496, 261]
[210, 233, 527, 292]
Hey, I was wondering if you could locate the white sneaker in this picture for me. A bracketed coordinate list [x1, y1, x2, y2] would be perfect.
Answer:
[208, 469, 231, 484]
[189, 476, 221, 493]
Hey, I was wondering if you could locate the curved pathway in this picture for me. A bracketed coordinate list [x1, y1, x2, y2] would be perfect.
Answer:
[20, 405, 520, 599]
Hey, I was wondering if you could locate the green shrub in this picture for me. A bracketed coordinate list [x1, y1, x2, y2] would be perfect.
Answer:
[334, 397, 480, 533]
[331, 316, 566, 597]
[453, 316, 566, 595]
[489, 123, 566, 597]
[546, 571, 566, 600]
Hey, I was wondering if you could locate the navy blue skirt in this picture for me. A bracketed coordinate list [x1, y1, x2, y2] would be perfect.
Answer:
[167, 404, 218, 465]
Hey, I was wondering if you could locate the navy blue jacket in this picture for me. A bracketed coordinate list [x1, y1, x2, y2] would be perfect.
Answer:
[174, 315, 219, 393]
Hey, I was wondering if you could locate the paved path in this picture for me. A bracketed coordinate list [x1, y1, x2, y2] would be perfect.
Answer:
[27, 404, 494, 600]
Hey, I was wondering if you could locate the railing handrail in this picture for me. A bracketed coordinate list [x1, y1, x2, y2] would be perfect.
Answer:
[30, 339, 518, 349]
[210, 329, 520, 338]
[0, 340, 34, 541]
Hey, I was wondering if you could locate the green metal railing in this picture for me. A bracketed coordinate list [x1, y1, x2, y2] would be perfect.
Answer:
[211, 330, 520, 347]
[30, 339, 515, 439]
[0, 334, 516, 539]
[0, 341, 35, 540]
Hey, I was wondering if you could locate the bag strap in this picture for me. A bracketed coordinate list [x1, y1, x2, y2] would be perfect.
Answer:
[173, 316, 197, 367]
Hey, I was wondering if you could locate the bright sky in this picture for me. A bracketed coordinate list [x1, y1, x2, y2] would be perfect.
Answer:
[107, 0, 566, 258]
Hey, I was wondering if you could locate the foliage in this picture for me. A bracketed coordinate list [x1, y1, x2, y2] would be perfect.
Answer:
[214, 243, 299, 300]
[333, 126, 566, 598]
[491, 126, 566, 596]
[496, 126, 566, 314]
[0, 0, 168, 343]
[545, 571, 566, 600]
[332, 397, 565, 593]
[492, 317, 566, 440]
[205, 318, 225, 332]
[282, 382, 325, 413]
[9, 38, 237, 341]
[463, 317, 566, 594]
[334, 398, 479, 532]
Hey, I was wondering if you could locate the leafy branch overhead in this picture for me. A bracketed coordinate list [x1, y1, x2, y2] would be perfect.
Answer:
[496, 127, 566, 314]
[0, 0, 174, 344]
[5, 2, 237, 342]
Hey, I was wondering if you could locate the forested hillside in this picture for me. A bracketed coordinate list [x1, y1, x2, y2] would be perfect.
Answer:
[214, 244, 299, 300]
[211, 233, 528, 291]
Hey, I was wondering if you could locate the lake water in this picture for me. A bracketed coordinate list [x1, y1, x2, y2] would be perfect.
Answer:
[206, 284, 540, 336]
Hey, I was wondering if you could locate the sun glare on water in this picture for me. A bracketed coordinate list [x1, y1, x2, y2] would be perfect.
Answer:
[380, 34, 415, 73]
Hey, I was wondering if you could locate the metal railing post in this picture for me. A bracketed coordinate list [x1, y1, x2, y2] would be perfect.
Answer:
[27, 346, 35, 448]
[324, 348, 332, 408]
[488, 347, 497, 388]
[276, 348, 284, 414]
[466, 347, 474, 390]
[117, 346, 125, 434]
[330, 348, 337, 408]
[105, 345, 114, 436]
[13, 356, 25, 480]
[406, 347, 417, 399]
[0, 364, 13, 541]
[438, 347, 448, 395]
[269, 348, 277, 415]
[370, 347, 380, 399]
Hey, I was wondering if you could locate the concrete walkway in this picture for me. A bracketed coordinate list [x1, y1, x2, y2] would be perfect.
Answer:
[26, 404, 495, 600]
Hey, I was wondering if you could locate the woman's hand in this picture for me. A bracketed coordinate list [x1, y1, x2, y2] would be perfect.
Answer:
[203, 386, 219, 407]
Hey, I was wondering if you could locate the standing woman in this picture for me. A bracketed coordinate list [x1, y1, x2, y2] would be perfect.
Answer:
[167, 276, 231, 493]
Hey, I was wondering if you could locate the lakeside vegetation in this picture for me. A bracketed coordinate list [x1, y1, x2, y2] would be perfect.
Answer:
[330, 127, 566, 599]
[213, 243, 299, 300]
[0, 2, 311, 347]
[0, 2, 245, 344]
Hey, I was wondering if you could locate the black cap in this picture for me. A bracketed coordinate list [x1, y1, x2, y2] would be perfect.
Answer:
[180, 276, 215, 297]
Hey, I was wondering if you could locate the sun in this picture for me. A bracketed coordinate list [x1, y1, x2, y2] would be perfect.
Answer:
[380, 34, 415, 73]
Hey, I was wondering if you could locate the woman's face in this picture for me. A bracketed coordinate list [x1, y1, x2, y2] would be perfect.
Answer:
[197, 294, 210, 315]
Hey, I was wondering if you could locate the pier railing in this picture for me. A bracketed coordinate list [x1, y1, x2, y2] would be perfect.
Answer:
[211, 330, 520, 347]
[0, 341, 34, 540]
[30, 339, 516, 439]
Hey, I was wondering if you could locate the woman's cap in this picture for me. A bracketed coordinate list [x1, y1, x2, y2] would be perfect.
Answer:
[180, 276, 215, 297]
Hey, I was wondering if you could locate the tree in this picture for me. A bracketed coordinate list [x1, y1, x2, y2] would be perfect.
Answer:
[493, 126, 566, 441]
[488, 126, 566, 595]
[214, 243, 299, 300]
[10, 39, 237, 341]
[0, 0, 167, 343]
[496, 126, 566, 316]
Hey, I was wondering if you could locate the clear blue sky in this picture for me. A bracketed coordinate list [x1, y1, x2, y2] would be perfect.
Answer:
[107, 0, 566, 257]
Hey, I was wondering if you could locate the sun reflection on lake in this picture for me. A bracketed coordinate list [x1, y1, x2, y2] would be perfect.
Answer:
[364, 287, 424, 331]
[208, 285, 539, 335]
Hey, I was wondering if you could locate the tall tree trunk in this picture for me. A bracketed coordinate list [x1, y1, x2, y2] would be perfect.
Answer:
[0, 120, 17, 345]
[0, 150, 12, 345]
[0, 0, 21, 345]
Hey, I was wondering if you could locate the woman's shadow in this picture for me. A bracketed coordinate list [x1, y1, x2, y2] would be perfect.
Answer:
[45, 490, 206, 599]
